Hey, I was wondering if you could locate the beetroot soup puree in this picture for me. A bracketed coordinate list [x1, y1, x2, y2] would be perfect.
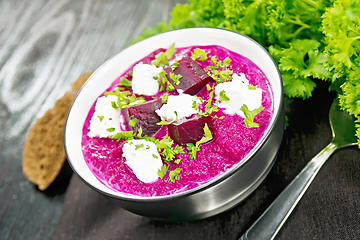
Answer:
[81, 45, 274, 197]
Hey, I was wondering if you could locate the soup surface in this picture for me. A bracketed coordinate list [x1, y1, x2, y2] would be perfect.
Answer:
[82, 44, 274, 197]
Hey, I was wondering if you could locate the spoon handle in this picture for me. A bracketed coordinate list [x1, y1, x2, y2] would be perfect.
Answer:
[239, 142, 337, 240]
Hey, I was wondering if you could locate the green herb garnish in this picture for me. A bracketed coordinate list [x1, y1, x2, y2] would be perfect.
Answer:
[240, 104, 265, 128]
[111, 101, 118, 109]
[186, 143, 199, 160]
[169, 72, 182, 85]
[151, 43, 177, 67]
[129, 118, 137, 127]
[197, 84, 219, 117]
[219, 90, 230, 102]
[135, 143, 144, 150]
[158, 70, 175, 91]
[192, 99, 200, 110]
[107, 127, 116, 132]
[157, 165, 168, 179]
[186, 123, 213, 159]
[210, 69, 233, 84]
[136, 127, 143, 138]
[155, 134, 184, 163]
[213, 115, 225, 119]
[97, 116, 104, 122]
[140, 134, 184, 164]
[169, 168, 182, 183]
[119, 77, 132, 88]
[156, 111, 178, 125]
[218, 70, 233, 83]
[197, 123, 213, 145]
[191, 48, 208, 61]
[223, 57, 231, 66]
[248, 85, 258, 90]
[110, 131, 135, 141]
[206, 56, 233, 83]
[161, 94, 169, 103]
[171, 59, 179, 71]
[105, 88, 145, 109]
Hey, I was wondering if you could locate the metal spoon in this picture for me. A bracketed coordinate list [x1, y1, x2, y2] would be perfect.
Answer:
[239, 99, 358, 240]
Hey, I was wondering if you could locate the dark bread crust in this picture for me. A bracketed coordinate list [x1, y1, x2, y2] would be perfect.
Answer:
[22, 72, 92, 190]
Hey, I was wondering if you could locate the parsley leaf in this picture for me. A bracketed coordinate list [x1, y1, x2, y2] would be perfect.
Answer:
[186, 143, 200, 160]
[158, 70, 175, 91]
[110, 131, 135, 141]
[161, 94, 169, 103]
[269, 39, 328, 99]
[152, 43, 177, 67]
[218, 90, 230, 102]
[169, 168, 182, 183]
[157, 165, 168, 179]
[248, 85, 258, 90]
[223, 57, 231, 66]
[171, 60, 179, 71]
[151, 134, 184, 163]
[196, 123, 213, 146]
[135, 143, 144, 150]
[240, 104, 264, 128]
[105, 88, 145, 108]
[137, 127, 143, 138]
[197, 84, 219, 117]
[191, 48, 208, 61]
[107, 127, 115, 132]
[129, 118, 137, 127]
[186, 123, 213, 159]
[119, 77, 132, 88]
[169, 72, 182, 85]
[206, 56, 233, 83]
[156, 111, 178, 125]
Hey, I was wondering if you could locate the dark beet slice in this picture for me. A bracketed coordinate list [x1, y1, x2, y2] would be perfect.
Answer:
[168, 56, 214, 95]
[122, 98, 163, 136]
[168, 115, 207, 145]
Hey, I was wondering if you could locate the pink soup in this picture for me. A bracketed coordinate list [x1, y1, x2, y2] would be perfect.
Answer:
[81, 45, 274, 197]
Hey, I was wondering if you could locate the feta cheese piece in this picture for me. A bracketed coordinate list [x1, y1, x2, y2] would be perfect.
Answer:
[155, 94, 198, 122]
[88, 95, 126, 138]
[215, 73, 262, 118]
[122, 139, 162, 183]
[132, 62, 162, 96]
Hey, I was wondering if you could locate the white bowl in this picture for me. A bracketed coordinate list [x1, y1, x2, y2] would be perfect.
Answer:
[64, 27, 284, 221]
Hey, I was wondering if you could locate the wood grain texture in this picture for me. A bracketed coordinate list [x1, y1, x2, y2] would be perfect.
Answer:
[1, 0, 359, 240]
[0, 0, 182, 239]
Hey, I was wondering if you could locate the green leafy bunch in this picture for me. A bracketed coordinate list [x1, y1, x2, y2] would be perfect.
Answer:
[322, 0, 360, 145]
[131, 0, 360, 146]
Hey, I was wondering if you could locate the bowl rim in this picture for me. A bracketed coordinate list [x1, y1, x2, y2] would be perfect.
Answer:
[64, 26, 283, 202]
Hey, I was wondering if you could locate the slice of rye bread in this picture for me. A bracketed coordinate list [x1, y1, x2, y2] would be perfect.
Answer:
[22, 72, 92, 190]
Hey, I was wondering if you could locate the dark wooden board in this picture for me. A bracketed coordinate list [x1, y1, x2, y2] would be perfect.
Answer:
[0, 1, 359, 239]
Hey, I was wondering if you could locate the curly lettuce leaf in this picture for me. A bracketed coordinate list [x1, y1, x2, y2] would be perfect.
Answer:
[170, 3, 202, 29]
[322, 0, 360, 84]
[322, 0, 360, 146]
[269, 39, 328, 99]
[339, 79, 360, 117]
[223, 0, 268, 45]
[130, 0, 360, 146]
[339, 76, 360, 147]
